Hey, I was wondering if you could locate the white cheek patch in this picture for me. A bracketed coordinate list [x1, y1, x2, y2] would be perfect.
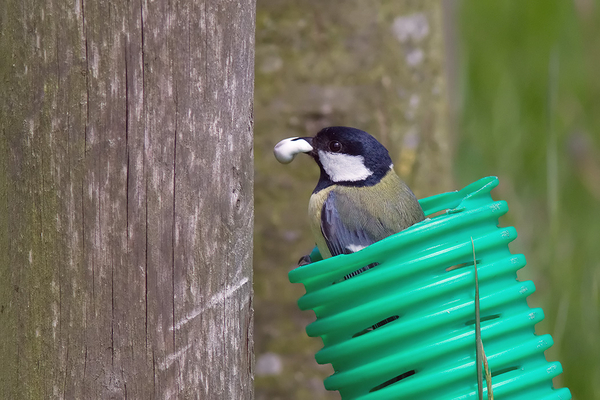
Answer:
[318, 151, 373, 182]
[274, 137, 313, 164]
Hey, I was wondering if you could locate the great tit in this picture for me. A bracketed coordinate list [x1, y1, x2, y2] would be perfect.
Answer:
[274, 126, 425, 264]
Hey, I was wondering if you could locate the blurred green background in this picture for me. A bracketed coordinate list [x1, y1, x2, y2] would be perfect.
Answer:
[254, 1, 600, 399]
[457, 1, 600, 399]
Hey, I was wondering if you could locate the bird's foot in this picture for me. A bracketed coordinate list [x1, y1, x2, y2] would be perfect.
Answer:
[297, 254, 312, 267]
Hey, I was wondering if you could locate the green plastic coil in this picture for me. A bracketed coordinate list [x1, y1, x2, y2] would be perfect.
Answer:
[289, 177, 571, 400]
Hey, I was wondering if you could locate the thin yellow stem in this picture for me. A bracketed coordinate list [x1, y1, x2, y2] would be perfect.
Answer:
[473, 238, 483, 400]
[472, 237, 494, 400]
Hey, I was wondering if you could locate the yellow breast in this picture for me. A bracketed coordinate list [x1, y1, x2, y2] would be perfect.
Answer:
[308, 186, 334, 259]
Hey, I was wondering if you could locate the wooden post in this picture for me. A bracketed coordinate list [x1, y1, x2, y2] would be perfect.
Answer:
[0, 0, 255, 398]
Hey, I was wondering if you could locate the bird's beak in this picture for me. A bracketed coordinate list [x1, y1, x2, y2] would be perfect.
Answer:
[274, 137, 314, 164]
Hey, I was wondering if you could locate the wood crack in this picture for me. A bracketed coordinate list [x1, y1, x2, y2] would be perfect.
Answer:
[125, 41, 130, 254]
[81, 0, 90, 156]
[140, 0, 149, 353]
[171, 72, 178, 351]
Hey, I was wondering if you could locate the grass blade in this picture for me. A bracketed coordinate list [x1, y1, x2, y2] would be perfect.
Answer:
[473, 237, 483, 400]
[472, 237, 494, 400]
[482, 344, 494, 399]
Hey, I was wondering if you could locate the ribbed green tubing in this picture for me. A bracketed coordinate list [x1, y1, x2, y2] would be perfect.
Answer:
[289, 177, 571, 400]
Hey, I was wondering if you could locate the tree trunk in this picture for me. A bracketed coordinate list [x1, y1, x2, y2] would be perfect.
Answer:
[0, 0, 255, 398]
[254, 1, 451, 399]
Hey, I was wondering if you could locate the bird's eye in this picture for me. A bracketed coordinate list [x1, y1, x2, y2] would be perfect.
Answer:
[329, 141, 342, 152]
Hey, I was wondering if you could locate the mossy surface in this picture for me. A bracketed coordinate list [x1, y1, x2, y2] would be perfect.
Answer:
[0, 1, 63, 397]
[254, 1, 451, 398]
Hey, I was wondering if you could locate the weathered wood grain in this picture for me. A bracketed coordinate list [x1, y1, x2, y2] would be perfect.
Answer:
[0, 0, 255, 398]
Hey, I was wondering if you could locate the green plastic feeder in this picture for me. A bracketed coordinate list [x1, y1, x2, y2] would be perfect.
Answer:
[288, 177, 571, 400]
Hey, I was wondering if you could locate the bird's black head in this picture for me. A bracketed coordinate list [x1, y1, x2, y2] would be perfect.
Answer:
[273, 126, 394, 192]
[307, 126, 393, 192]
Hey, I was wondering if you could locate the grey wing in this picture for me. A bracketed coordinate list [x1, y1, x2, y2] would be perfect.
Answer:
[321, 191, 378, 257]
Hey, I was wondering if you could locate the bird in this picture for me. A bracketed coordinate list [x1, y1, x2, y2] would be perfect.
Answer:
[274, 126, 425, 267]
